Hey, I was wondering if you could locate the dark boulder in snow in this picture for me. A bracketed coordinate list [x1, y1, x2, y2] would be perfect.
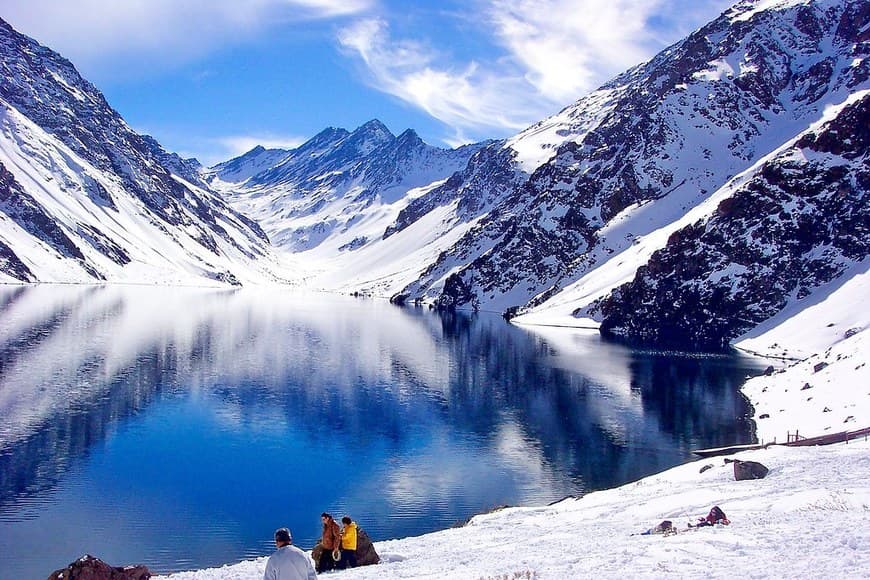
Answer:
[356, 527, 381, 566]
[733, 460, 770, 481]
[47, 555, 151, 579]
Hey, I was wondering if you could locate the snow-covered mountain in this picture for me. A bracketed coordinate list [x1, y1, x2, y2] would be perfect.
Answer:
[207, 0, 870, 344]
[595, 91, 869, 348]
[211, 0, 864, 355]
[378, 0, 868, 317]
[210, 120, 487, 253]
[0, 18, 287, 286]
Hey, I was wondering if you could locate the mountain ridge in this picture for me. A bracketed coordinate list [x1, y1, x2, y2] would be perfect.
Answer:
[0, 16, 284, 285]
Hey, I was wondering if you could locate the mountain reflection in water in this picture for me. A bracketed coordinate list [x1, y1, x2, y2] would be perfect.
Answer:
[0, 285, 765, 577]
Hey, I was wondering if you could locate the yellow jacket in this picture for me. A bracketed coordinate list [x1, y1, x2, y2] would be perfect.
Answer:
[341, 522, 358, 550]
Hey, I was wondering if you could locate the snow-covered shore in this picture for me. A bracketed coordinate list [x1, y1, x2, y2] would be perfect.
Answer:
[162, 440, 870, 579]
[161, 324, 870, 579]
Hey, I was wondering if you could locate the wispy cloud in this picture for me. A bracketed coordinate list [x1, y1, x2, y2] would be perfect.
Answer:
[338, 18, 554, 145]
[338, 0, 733, 142]
[488, 0, 664, 102]
[2, 0, 374, 76]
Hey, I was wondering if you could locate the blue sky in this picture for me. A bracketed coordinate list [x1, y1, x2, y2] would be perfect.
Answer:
[3, 0, 733, 165]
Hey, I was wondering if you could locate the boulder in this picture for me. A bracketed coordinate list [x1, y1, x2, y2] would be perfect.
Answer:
[356, 528, 380, 566]
[48, 555, 151, 580]
[733, 460, 769, 481]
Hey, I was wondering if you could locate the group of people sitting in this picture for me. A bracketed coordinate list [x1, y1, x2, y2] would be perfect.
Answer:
[262, 512, 361, 580]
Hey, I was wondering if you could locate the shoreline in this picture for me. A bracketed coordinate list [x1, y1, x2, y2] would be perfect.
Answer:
[160, 324, 869, 578]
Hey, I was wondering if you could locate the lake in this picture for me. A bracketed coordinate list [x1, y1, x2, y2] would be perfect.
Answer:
[0, 285, 766, 577]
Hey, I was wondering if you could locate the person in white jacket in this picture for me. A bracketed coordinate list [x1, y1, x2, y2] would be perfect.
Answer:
[264, 528, 317, 580]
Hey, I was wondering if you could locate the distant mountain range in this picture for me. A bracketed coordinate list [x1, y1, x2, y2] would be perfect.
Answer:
[0, 0, 867, 351]
[206, 120, 487, 252]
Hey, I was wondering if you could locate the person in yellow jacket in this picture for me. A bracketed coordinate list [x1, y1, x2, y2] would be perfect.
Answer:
[338, 515, 358, 569]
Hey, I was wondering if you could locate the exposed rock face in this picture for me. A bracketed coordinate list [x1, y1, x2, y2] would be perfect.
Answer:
[0, 161, 97, 278]
[47, 555, 151, 580]
[597, 93, 869, 348]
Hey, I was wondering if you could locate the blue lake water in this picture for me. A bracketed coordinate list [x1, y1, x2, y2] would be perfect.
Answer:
[0, 286, 767, 577]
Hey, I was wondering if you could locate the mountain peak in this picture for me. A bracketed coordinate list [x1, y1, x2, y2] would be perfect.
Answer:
[355, 119, 392, 136]
[396, 128, 422, 142]
[343, 119, 394, 156]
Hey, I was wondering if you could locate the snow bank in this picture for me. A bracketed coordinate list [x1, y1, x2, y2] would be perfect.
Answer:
[742, 328, 869, 444]
[161, 439, 870, 579]
[733, 261, 869, 443]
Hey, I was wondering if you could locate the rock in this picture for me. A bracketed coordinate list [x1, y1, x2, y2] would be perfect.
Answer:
[311, 543, 324, 567]
[733, 460, 770, 481]
[802, 382, 813, 390]
[47, 555, 151, 580]
[813, 362, 829, 373]
[759, 413, 770, 419]
[356, 528, 381, 566]
[700, 464, 714, 473]
[763, 366, 776, 376]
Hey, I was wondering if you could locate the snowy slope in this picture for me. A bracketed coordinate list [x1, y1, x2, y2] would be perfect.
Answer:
[0, 18, 290, 286]
[0, 103, 292, 285]
[594, 91, 868, 348]
[515, 88, 868, 348]
[206, 145, 293, 185]
[160, 439, 870, 580]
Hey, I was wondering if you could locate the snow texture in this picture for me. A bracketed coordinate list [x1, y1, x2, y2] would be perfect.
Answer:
[159, 440, 870, 579]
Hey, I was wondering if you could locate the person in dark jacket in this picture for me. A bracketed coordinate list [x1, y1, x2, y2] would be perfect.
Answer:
[317, 512, 342, 573]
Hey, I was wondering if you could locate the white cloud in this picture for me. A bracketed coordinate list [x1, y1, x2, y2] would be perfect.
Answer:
[488, 0, 665, 102]
[338, 18, 556, 145]
[338, 0, 735, 142]
[488, 0, 735, 101]
[1, 0, 374, 76]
